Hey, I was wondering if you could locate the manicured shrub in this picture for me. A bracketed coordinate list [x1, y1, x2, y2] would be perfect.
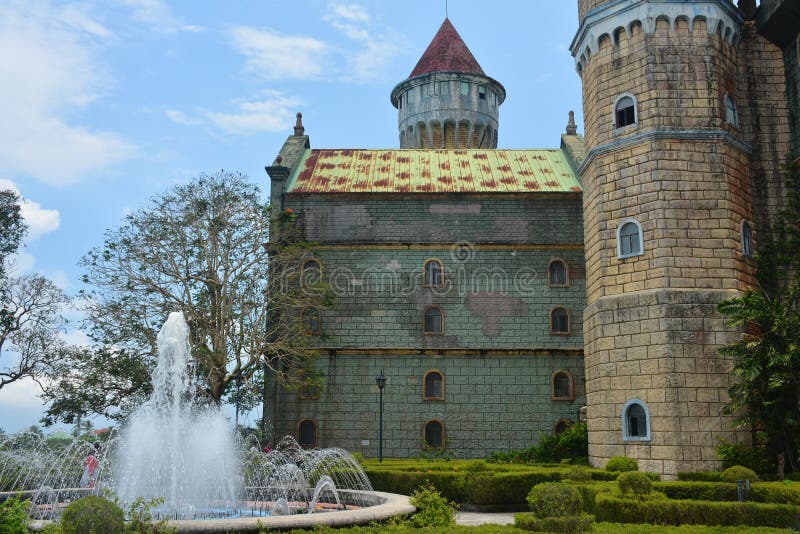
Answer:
[617, 471, 652, 498]
[408, 482, 456, 528]
[653, 481, 737, 502]
[60, 496, 125, 534]
[463, 460, 489, 473]
[527, 482, 583, 518]
[594, 494, 800, 528]
[0, 497, 29, 534]
[677, 471, 724, 482]
[722, 465, 760, 483]
[567, 466, 592, 482]
[750, 482, 800, 505]
[514, 512, 595, 533]
[717, 438, 773, 474]
[605, 456, 638, 472]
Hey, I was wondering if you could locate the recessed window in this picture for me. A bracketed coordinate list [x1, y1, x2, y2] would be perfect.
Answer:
[622, 399, 651, 441]
[478, 86, 486, 100]
[550, 307, 570, 335]
[614, 94, 637, 128]
[554, 419, 572, 435]
[423, 370, 444, 400]
[424, 259, 444, 287]
[460, 81, 470, 96]
[440, 81, 449, 95]
[548, 259, 569, 287]
[298, 419, 318, 448]
[552, 370, 574, 400]
[424, 420, 445, 449]
[301, 308, 321, 335]
[742, 221, 754, 257]
[423, 306, 444, 334]
[301, 258, 322, 286]
[617, 219, 644, 258]
[725, 94, 739, 128]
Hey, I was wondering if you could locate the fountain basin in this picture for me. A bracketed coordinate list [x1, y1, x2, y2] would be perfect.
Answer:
[28, 491, 414, 533]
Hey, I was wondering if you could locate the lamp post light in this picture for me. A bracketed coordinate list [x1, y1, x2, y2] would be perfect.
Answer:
[375, 369, 386, 462]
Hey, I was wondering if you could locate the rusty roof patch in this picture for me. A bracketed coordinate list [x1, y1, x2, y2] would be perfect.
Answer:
[286, 149, 581, 194]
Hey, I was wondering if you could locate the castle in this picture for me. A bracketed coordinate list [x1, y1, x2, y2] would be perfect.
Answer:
[265, 0, 800, 478]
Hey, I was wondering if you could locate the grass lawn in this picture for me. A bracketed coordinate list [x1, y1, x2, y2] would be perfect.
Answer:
[285, 523, 796, 533]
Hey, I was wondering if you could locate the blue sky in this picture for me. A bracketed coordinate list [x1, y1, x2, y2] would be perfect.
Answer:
[0, 0, 582, 433]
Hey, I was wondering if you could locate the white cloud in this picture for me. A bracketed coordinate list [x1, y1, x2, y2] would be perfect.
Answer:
[120, 0, 204, 33]
[0, 179, 60, 240]
[7, 252, 36, 277]
[229, 26, 328, 80]
[0, 1, 135, 185]
[324, 3, 402, 82]
[166, 92, 302, 137]
[0, 377, 44, 409]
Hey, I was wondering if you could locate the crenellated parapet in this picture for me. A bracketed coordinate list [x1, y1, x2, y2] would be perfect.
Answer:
[570, 0, 743, 74]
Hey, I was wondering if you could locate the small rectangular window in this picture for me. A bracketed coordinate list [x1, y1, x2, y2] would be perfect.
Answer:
[460, 81, 470, 96]
[440, 81, 449, 95]
[478, 86, 486, 100]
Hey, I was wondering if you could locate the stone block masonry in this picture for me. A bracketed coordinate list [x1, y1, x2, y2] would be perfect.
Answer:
[274, 352, 585, 459]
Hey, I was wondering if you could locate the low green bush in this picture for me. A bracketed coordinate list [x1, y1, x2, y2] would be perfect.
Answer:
[567, 466, 593, 482]
[653, 481, 738, 502]
[722, 465, 760, 483]
[618, 471, 653, 498]
[677, 471, 724, 482]
[594, 494, 800, 528]
[527, 482, 583, 518]
[750, 483, 800, 505]
[605, 456, 638, 472]
[408, 482, 456, 528]
[60, 496, 125, 534]
[515, 512, 595, 533]
[717, 438, 774, 474]
[0, 497, 29, 534]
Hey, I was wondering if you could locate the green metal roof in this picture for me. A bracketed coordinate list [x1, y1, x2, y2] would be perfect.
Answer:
[286, 149, 581, 194]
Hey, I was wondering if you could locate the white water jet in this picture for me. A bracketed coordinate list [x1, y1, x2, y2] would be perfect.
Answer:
[113, 312, 242, 516]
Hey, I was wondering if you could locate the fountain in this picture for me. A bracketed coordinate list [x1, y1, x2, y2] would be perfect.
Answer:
[0, 313, 414, 532]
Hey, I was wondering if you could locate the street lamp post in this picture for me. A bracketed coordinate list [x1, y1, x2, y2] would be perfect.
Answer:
[375, 369, 386, 462]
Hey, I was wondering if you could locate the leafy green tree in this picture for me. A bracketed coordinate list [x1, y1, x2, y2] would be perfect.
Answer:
[0, 189, 26, 281]
[43, 171, 323, 424]
[719, 156, 800, 476]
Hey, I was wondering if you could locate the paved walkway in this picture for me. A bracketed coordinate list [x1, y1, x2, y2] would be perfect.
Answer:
[455, 511, 516, 526]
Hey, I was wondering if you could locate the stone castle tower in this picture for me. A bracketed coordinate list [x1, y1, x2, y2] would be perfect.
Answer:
[572, 0, 793, 477]
[390, 18, 505, 148]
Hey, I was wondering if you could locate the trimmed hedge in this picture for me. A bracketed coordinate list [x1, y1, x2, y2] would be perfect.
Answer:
[365, 464, 626, 505]
[594, 494, 800, 529]
[514, 512, 595, 533]
[678, 472, 724, 482]
[653, 481, 800, 506]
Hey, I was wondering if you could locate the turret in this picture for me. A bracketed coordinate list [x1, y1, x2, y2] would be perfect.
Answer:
[390, 18, 505, 148]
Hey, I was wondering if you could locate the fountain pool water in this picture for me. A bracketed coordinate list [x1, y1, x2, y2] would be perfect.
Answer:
[0, 312, 389, 526]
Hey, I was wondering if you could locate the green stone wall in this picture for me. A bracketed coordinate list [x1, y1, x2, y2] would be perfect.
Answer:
[274, 352, 585, 458]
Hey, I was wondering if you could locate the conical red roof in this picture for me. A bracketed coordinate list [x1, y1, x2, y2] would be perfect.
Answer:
[409, 18, 485, 77]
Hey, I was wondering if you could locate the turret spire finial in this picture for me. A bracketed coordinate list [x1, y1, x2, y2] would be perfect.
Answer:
[566, 110, 577, 135]
[294, 112, 305, 136]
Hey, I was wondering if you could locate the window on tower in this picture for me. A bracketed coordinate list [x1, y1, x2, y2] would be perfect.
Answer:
[440, 81, 449, 95]
[742, 221, 754, 258]
[461, 81, 470, 96]
[617, 219, 644, 258]
[478, 86, 486, 100]
[550, 307, 570, 335]
[548, 259, 568, 287]
[552, 370, 574, 400]
[725, 94, 739, 128]
[614, 94, 637, 128]
[623, 399, 650, 442]
[423, 370, 444, 400]
[423, 259, 444, 287]
[424, 420, 445, 449]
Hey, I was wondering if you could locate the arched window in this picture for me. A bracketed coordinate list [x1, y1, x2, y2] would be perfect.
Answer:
[423, 259, 444, 287]
[552, 370, 574, 400]
[554, 419, 572, 435]
[742, 221, 754, 258]
[301, 308, 321, 335]
[622, 399, 651, 441]
[725, 94, 739, 128]
[301, 258, 322, 286]
[423, 370, 444, 400]
[614, 94, 637, 128]
[424, 420, 445, 449]
[298, 419, 318, 448]
[548, 259, 569, 287]
[550, 307, 570, 335]
[423, 306, 443, 334]
[617, 219, 644, 258]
